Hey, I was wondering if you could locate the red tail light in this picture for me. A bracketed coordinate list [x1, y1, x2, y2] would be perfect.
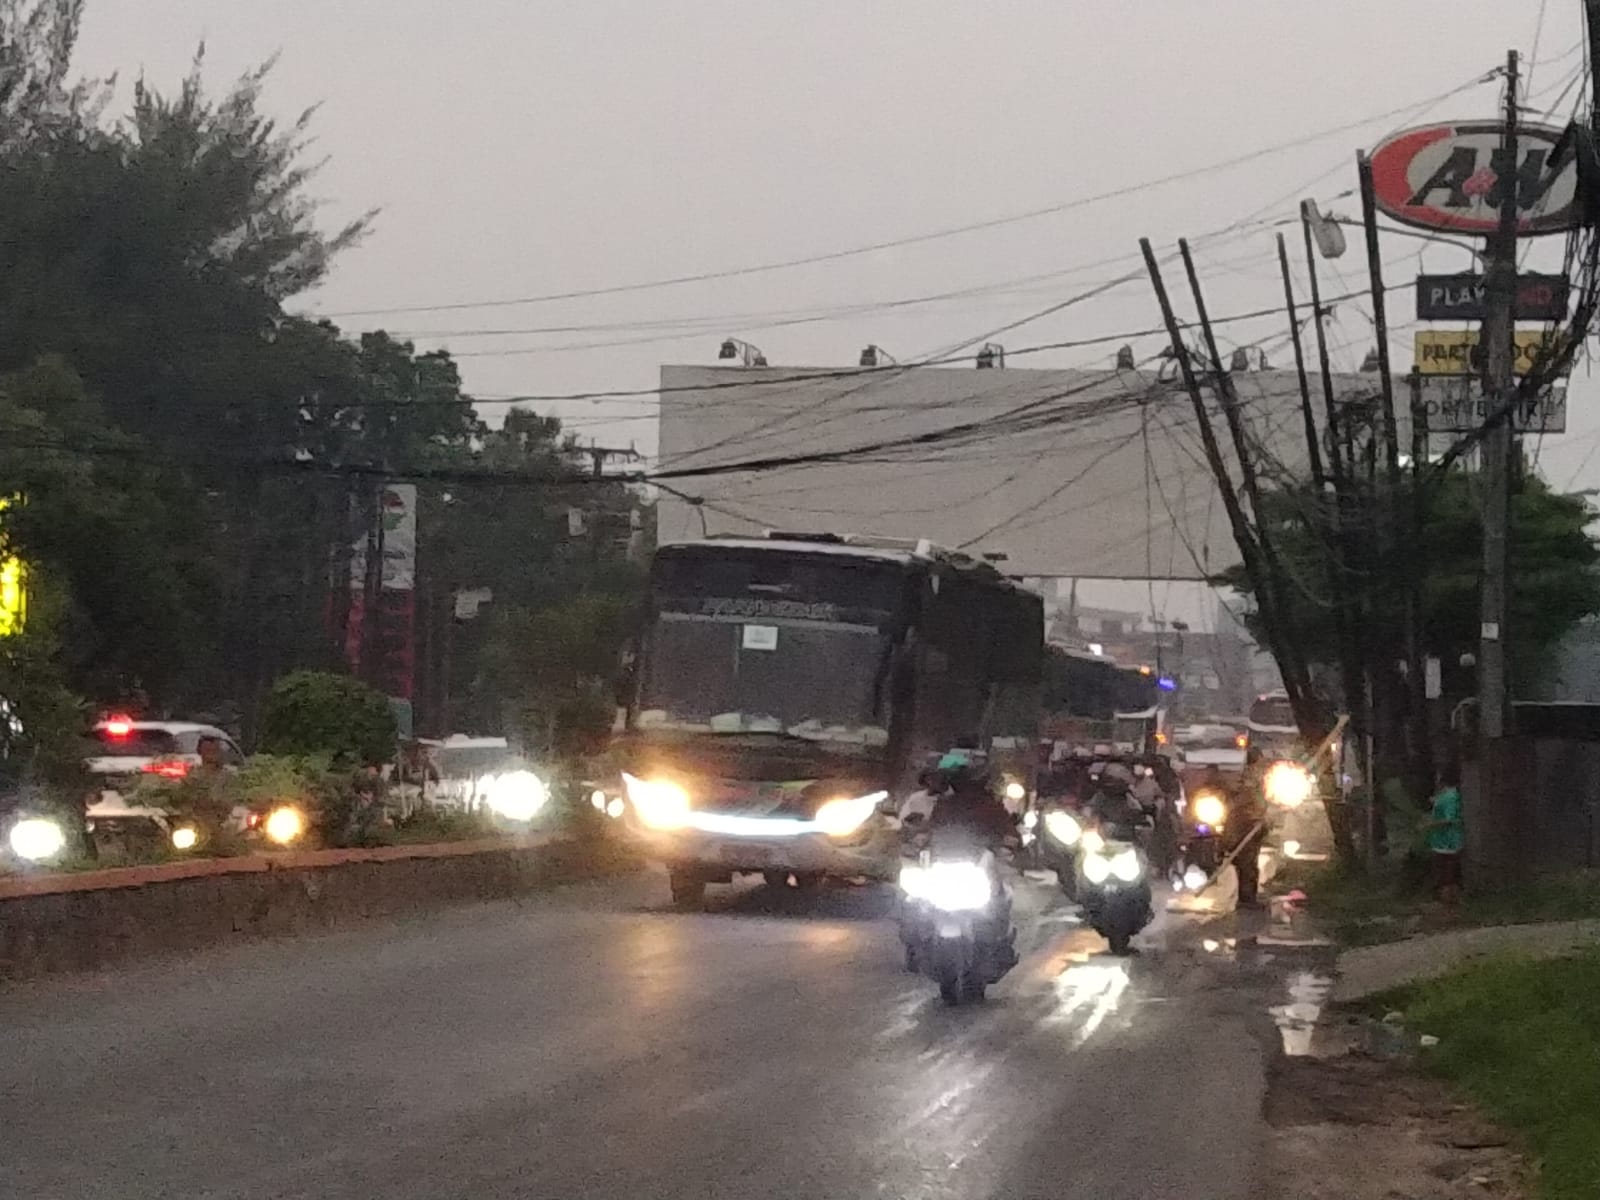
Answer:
[104, 717, 134, 738]
[142, 759, 191, 779]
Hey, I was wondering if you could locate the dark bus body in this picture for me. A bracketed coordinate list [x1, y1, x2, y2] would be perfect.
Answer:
[612, 534, 1043, 904]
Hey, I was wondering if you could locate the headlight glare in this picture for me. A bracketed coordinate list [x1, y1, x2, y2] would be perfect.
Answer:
[170, 825, 199, 851]
[1265, 761, 1314, 808]
[263, 806, 305, 846]
[1110, 848, 1143, 882]
[483, 770, 550, 822]
[902, 860, 990, 911]
[622, 773, 691, 830]
[1004, 781, 1027, 803]
[9, 817, 66, 863]
[1082, 852, 1112, 884]
[814, 791, 886, 837]
[1044, 809, 1082, 846]
[1193, 791, 1228, 828]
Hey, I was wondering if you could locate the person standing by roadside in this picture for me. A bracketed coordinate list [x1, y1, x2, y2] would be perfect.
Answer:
[1426, 765, 1465, 904]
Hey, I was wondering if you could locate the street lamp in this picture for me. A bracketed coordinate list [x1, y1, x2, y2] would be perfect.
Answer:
[718, 338, 767, 367]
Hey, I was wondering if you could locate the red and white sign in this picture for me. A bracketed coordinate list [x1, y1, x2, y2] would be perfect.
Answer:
[1368, 121, 1578, 236]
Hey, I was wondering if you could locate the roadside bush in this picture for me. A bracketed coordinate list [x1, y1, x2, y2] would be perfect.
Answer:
[259, 671, 396, 767]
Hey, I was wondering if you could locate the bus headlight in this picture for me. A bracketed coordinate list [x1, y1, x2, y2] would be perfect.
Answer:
[622, 774, 691, 830]
[814, 791, 887, 837]
[9, 817, 66, 863]
[1265, 761, 1314, 809]
[483, 770, 550, 822]
[1044, 809, 1082, 846]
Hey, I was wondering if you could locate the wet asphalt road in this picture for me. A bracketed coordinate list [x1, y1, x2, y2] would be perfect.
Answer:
[1, 871, 1273, 1200]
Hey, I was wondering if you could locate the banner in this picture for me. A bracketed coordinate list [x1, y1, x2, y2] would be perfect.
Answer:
[349, 484, 418, 592]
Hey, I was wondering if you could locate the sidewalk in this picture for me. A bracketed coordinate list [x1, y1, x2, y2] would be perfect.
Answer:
[1331, 918, 1600, 1003]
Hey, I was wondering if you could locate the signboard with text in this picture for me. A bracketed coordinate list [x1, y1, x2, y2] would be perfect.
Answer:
[1414, 329, 1558, 376]
[1415, 272, 1569, 322]
[1416, 376, 1567, 434]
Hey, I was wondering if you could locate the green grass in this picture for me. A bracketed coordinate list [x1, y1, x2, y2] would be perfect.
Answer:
[1295, 863, 1600, 946]
[1372, 949, 1600, 1200]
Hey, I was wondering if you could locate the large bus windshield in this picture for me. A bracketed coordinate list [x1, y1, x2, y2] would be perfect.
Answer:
[635, 546, 907, 751]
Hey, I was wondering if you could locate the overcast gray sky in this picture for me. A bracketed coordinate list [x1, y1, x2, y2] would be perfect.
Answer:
[73, 2, 1593, 630]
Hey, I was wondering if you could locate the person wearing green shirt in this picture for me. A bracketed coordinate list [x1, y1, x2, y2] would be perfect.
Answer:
[1425, 766, 1464, 902]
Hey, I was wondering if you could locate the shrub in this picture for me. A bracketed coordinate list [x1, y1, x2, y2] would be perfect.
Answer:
[259, 670, 396, 767]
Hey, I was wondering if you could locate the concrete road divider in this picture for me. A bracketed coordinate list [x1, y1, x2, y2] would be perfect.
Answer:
[0, 834, 636, 983]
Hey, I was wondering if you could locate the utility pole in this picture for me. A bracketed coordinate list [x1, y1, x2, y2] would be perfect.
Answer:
[1477, 48, 1520, 881]
[1277, 233, 1325, 489]
[1302, 203, 1347, 485]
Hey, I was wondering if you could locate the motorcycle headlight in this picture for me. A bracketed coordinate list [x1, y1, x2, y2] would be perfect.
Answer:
[813, 791, 887, 838]
[1182, 863, 1209, 892]
[1265, 761, 1314, 809]
[1083, 851, 1113, 884]
[1110, 848, 1143, 882]
[1193, 791, 1227, 828]
[1044, 808, 1082, 846]
[1022, 809, 1039, 830]
[1004, 781, 1027, 803]
[622, 773, 691, 830]
[902, 860, 990, 912]
[9, 817, 66, 863]
[170, 825, 200, 852]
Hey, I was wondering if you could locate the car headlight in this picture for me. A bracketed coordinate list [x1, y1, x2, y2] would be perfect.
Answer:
[590, 789, 608, 811]
[9, 817, 66, 863]
[1265, 761, 1314, 809]
[264, 806, 306, 846]
[813, 791, 887, 838]
[605, 797, 625, 820]
[170, 825, 199, 852]
[1192, 791, 1227, 828]
[1004, 781, 1027, 803]
[1110, 848, 1143, 882]
[1082, 851, 1112, 884]
[900, 860, 990, 911]
[1044, 808, 1082, 846]
[482, 770, 550, 822]
[622, 773, 691, 830]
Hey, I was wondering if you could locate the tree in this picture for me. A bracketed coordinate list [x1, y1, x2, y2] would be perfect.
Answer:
[259, 670, 396, 767]
[1215, 471, 1600, 701]
[476, 595, 634, 760]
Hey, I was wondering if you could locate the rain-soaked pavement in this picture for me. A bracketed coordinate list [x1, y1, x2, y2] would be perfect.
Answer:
[0, 868, 1323, 1200]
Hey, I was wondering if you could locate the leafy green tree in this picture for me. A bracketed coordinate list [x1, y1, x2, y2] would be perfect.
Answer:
[259, 670, 396, 766]
[1215, 471, 1600, 697]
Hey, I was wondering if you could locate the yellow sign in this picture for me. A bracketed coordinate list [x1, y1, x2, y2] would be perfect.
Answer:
[0, 555, 23, 637]
[1414, 330, 1557, 376]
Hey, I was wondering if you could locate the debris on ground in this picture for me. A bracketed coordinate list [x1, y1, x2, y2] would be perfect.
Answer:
[1259, 1049, 1527, 1200]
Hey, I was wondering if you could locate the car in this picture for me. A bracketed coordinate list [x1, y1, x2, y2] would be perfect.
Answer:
[83, 717, 244, 849]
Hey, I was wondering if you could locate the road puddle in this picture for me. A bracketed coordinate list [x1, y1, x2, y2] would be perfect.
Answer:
[1269, 970, 1333, 1056]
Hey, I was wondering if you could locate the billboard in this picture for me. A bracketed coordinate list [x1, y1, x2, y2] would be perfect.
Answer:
[1369, 121, 1579, 235]
[654, 364, 1378, 581]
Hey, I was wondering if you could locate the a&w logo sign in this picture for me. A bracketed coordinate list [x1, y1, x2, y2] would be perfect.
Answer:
[1369, 121, 1578, 236]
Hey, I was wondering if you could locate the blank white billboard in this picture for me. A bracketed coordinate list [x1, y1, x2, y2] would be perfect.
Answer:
[655, 363, 1378, 580]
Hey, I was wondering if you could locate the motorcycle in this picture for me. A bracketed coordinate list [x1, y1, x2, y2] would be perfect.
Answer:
[1076, 822, 1154, 955]
[1169, 786, 1229, 896]
[898, 822, 1018, 1006]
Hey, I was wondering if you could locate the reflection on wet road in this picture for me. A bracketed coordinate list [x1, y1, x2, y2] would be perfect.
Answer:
[1, 871, 1272, 1200]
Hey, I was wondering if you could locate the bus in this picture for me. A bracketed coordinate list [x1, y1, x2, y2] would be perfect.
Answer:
[1041, 646, 1162, 754]
[611, 533, 1044, 906]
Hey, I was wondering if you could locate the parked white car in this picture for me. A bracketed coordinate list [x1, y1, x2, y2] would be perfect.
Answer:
[83, 718, 243, 846]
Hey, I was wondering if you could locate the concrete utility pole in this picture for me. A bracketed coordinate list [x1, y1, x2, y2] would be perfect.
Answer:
[1476, 48, 1520, 883]
[1479, 51, 1519, 743]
